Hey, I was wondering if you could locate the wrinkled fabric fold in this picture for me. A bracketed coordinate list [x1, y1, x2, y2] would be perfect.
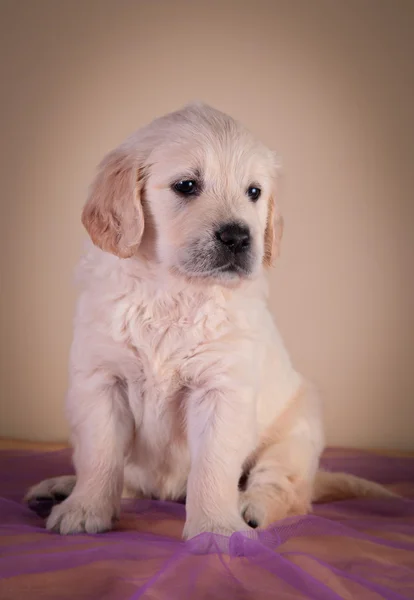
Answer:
[0, 449, 413, 599]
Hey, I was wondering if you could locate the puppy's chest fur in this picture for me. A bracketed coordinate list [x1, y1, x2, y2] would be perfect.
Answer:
[112, 278, 236, 426]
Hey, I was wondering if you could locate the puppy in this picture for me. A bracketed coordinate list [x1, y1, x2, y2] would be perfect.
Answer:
[26, 103, 395, 538]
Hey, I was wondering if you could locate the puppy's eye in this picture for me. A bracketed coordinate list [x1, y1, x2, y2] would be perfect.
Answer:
[247, 186, 261, 202]
[173, 179, 198, 196]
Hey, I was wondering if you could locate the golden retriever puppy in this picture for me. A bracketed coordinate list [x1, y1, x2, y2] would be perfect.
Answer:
[26, 103, 394, 538]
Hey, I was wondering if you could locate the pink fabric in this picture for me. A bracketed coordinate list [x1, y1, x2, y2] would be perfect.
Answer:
[0, 448, 413, 599]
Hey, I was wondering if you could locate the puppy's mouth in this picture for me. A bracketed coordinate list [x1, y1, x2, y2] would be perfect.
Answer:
[177, 238, 254, 281]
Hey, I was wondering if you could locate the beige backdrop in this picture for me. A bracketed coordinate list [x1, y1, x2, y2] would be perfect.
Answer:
[1, 0, 413, 449]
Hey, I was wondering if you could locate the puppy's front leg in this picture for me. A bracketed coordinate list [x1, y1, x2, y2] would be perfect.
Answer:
[184, 385, 256, 539]
[47, 372, 132, 534]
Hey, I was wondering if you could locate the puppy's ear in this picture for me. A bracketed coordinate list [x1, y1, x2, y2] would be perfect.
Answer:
[81, 149, 144, 258]
[263, 195, 284, 267]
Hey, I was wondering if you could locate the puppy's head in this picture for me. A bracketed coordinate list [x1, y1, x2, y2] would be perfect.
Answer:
[82, 103, 283, 284]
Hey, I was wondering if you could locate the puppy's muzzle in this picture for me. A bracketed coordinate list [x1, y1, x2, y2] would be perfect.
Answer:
[215, 223, 251, 254]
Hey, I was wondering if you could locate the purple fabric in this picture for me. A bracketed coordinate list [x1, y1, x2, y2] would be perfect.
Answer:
[0, 449, 413, 599]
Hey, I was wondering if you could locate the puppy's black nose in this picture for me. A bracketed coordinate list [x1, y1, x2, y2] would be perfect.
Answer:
[215, 223, 251, 253]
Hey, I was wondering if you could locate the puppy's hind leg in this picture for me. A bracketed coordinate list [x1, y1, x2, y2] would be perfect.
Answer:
[25, 473, 142, 518]
[25, 475, 76, 518]
[240, 439, 315, 528]
[240, 386, 324, 529]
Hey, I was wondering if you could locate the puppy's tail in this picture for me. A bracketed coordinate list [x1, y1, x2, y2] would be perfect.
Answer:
[312, 470, 398, 503]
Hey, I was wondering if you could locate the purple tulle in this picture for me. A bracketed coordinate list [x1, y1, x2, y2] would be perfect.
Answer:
[0, 448, 413, 599]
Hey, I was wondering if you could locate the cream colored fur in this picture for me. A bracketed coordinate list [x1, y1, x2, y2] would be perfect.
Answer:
[25, 103, 394, 538]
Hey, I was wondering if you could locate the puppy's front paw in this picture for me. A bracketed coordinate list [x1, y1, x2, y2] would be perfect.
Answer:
[46, 496, 116, 535]
[183, 515, 251, 540]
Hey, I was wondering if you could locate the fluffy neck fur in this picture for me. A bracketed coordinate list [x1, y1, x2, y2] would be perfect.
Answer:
[77, 241, 270, 313]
